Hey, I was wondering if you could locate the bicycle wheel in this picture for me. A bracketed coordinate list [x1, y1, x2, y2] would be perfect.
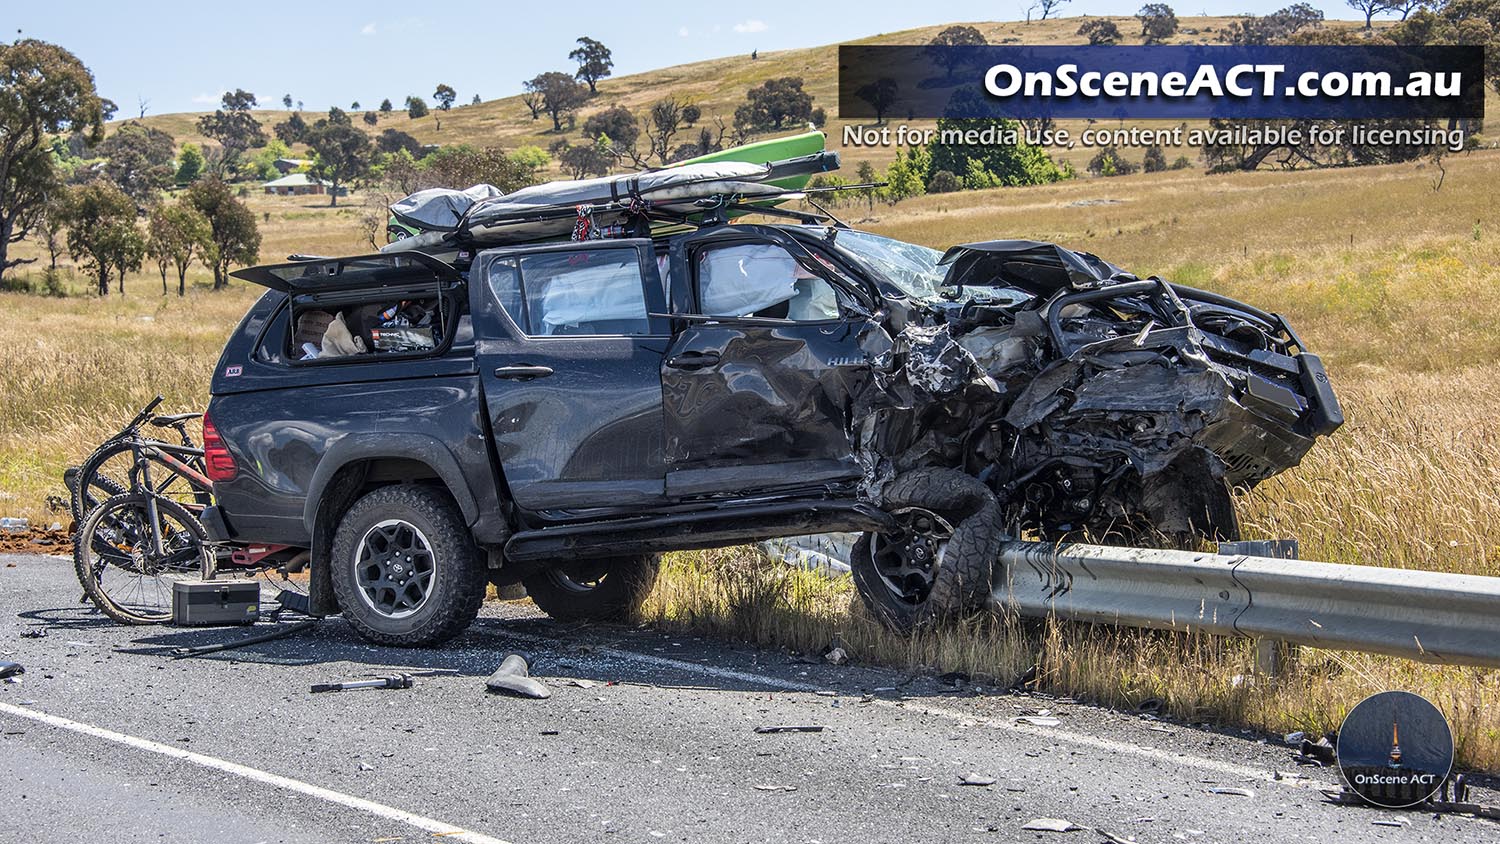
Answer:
[74, 492, 206, 624]
[67, 449, 128, 526]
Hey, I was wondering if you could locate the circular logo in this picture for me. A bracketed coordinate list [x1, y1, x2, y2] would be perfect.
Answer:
[1337, 690, 1454, 809]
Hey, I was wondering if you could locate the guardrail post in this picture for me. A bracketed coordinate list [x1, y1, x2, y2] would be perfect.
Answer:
[1220, 540, 1301, 679]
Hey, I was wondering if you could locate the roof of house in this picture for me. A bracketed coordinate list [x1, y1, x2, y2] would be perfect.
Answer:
[263, 173, 330, 188]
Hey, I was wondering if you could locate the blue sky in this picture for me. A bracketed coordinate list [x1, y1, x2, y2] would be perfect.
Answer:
[10, 1, 1374, 116]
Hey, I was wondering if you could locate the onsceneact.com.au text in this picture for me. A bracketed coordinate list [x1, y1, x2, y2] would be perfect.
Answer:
[984, 63, 1464, 100]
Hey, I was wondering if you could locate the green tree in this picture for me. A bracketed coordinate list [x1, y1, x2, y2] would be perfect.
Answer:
[550, 137, 612, 179]
[926, 25, 987, 80]
[282, 93, 293, 110]
[881, 146, 930, 203]
[739, 77, 814, 131]
[1137, 4, 1180, 43]
[582, 105, 644, 166]
[928, 93, 1067, 189]
[681, 103, 701, 126]
[569, 37, 614, 94]
[379, 98, 393, 114]
[62, 181, 143, 295]
[1348, 0, 1396, 27]
[305, 120, 370, 206]
[416, 145, 548, 192]
[530, 71, 588, 131]
[1143, 144, 1168, 173]
[1078, 19, 1124, 44]
[363, 110, 378, 127]
[855, 77, 899, 124]
[146, 201, 211, 296]
[405, 96, 429, 119]
[433, 83, 457, 111]
[184, 178, 260, 290]
[376, 128, 422, 157]
[247, 138, 292, 181]
[98, 122, 177, 204]
[0, 39, 107, 284]
[195, 89, 265, 176]
[274, 111, 308, 145]
[176, 142, 205, 184]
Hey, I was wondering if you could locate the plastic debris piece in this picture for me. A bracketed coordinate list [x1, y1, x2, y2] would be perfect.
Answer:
[1372, 819, 1410, 827]
[753, 784, 799, 792]
[1283, 731, 1305, 745]
[755, 725, 824, 734]
[959, 773, 996, 786]
[1015, 716, 1062, 727]
[485, 654, 551, 699]
[0, 661, 23, 679]
[823, 647, 848, 666]
[1022, 818, 1081, 832]
[1207, 787, 1255, 797]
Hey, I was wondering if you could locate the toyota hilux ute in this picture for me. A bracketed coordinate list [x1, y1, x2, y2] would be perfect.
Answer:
[203, 222, 1341, 646]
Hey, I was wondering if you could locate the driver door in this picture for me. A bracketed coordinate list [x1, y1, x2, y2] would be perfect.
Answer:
[659, 226, 884, 499]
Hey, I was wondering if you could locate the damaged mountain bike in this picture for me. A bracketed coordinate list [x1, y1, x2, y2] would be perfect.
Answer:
[66, 396, 309, 624]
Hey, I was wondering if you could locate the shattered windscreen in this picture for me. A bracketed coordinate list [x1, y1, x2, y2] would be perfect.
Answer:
[831, 230, 951, 301]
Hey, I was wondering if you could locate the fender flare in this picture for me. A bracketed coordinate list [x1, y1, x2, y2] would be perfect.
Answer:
[302, 433, 480, 534]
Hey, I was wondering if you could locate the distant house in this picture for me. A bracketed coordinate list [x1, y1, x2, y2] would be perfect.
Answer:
[262, 173, 346, 196]
[273, 158, 312, 174]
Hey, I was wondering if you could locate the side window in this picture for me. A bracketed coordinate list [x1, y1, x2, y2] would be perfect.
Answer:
[696, 243, 843, 321]
[488, 249, 653, 336]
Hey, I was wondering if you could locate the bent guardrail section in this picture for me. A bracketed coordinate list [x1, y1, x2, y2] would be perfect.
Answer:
[993, 541, 1500, 669]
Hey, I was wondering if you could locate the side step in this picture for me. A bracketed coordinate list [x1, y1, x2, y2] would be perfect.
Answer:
[504, 500, 892, 562]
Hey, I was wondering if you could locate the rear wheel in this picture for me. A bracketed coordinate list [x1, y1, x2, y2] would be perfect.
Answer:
[330, 485, 485, 647]
[852, 467, 1005, 633]
[73, 492, 206, 624]
[524, 554, 660, 622]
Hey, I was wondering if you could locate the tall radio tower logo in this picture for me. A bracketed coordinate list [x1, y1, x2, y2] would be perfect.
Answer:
[1387, 719, 1402, 768]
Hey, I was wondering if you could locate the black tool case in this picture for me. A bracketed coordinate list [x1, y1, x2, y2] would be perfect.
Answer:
[172, 579, 260, 626]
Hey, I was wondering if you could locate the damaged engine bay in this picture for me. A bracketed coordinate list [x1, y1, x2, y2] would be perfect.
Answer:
[851, 238, 1343, 548]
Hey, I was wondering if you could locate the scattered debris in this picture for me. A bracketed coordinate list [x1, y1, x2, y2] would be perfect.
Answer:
[171, 619, 318, 659]
[755, 725, 824, 734]
[958, 773, 996, 786]
[1283, 731, 1305, 745]
[1015, 716, 1062, 727]
[1135, 697, 1163, 714]
[358, 762, 375, 772]
[311, 674, 413, 693]
[1298, 736, 1337, 764]
[1207, 787, 1255, 797]
[1022, 818, 1081, 832]
[485, 654, 551, 699]
[1372, 819, 1410, 828]
[823, 647, 848, 666]
[567, 678, 597, 689]
[939, 671, 970, 686]
[0, 661, 24, 680]
[19, 630, 46, 639]
[753, 784, 799, 792]
[0, 517, 28, 533]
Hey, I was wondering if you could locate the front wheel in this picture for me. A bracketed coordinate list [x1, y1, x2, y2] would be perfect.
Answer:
[523, 554, 660, 622]
[74, 492, 206, 624]
[852, 467, 1005, 633]
[329, 485, 485, 647]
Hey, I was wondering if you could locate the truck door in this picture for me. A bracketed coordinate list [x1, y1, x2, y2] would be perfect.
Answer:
[471, 239, 671, 514]
[659, 226, 882, 499]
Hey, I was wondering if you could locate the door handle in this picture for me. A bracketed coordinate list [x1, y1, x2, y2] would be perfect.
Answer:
[493, 365, 554, 381]
[665, 351, 721, 370]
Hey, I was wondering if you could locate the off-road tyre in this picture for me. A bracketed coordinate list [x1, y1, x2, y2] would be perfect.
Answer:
[853, 467, 1005, 633]
[330, 484, 485, 647]
[524, 554, 661, 622]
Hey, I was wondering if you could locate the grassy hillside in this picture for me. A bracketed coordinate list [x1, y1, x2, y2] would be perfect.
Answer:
[116, 16, 1430, 175]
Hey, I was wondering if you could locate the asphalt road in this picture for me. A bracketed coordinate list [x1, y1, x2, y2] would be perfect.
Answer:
[2, 552, 1497, 844]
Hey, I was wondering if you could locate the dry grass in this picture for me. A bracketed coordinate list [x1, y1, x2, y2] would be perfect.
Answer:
[2, 129, 1498, 767]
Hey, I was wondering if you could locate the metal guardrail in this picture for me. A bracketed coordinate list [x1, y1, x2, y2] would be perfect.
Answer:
[992, 540, 1500, 669]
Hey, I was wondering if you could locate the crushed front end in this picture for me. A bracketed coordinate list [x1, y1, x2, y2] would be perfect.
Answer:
[859, 239, 1343, 545]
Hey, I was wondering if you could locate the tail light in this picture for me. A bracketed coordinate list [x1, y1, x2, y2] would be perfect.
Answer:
[201, 413, 238, 482]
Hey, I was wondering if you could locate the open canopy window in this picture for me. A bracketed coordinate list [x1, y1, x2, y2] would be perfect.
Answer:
[230, 252, 460, 294]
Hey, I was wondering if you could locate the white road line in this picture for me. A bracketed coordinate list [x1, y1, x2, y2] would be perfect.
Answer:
[0, 702, 511, 844]
[507, 630, 1316, 790]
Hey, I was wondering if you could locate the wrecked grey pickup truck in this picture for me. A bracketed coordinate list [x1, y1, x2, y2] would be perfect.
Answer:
[204, 222, 1341, 646]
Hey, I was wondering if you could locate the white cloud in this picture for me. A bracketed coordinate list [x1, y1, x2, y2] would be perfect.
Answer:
[360, 22, 377, 35]
[677, 25, 690, 37]
[191, 91, 225, 105]
[732, 19, 768, 34]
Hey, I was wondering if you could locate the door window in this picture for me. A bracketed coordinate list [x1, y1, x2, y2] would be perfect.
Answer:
[488, 250, 653, 336]
[696, 243, 842, 321]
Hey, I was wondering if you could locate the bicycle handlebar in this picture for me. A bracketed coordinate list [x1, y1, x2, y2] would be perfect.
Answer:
[123, 395, 165, 435]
